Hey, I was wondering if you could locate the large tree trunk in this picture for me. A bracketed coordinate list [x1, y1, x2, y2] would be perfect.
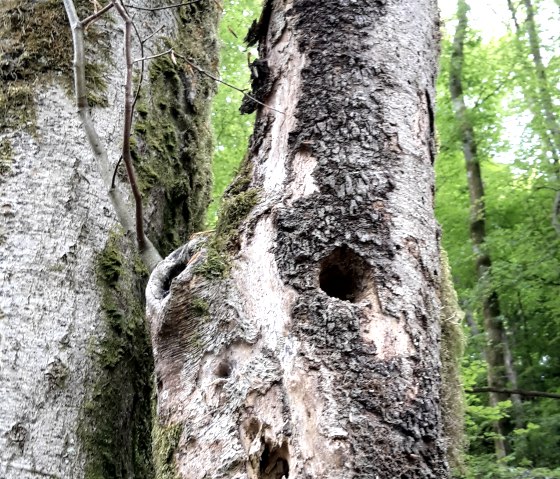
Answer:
[449, 0, 515, 459]
[147, 0, 449, 477]
[0, 1, 218, 477]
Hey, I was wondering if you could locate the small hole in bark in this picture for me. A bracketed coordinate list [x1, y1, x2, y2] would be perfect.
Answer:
[260, 440, 289, 478]
[215, 360, 232, 378]
[157, 378, 163, 392]
[319, 246, 369, 302]
[161, 262, 186, 297]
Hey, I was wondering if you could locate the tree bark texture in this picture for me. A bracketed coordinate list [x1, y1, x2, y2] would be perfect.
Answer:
[147, 1, 448, 477]
[0, 1, 218, 477]
[449, 0, 513, 459]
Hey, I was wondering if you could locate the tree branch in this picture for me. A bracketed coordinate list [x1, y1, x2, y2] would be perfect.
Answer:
[468, 387, 560, 400]
[63, 0, 162, 271]
[123, 0, 202, 11]
[112, 0, 152, 256]
[173, 51, 285, 114]
[82, 2, 114, 28]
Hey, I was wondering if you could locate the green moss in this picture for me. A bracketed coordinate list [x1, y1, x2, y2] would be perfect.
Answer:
[191, 297, 210, 317]
[440, 250, 466, 475]
[0, 140, 13, 179]
[194, 187, 259, 280]
[131, 2, 220, 256]
[78, 230, 154, 479]
[0, 0, 108, 132]
[152, 420, 182, 479]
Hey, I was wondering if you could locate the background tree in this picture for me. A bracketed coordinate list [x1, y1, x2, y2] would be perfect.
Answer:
[437, 0, 560, 475]
[449, 0, 518, 458]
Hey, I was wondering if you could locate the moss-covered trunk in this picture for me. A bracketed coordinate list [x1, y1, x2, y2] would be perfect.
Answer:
[0, 1, 219, 477]
[147, 0, 450, 477]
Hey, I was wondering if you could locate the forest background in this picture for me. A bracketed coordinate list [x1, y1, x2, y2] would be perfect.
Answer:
[209, 0, 560, 477]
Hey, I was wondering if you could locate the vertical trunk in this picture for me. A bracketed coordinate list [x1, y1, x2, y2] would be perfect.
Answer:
[507, 0, 560, 234]
[449, 0, 513, 459]
[0, 1, 218, 477]
[147, 0, 449, 477]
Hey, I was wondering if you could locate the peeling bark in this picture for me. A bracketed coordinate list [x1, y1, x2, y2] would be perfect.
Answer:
[147, 1, 448, 477]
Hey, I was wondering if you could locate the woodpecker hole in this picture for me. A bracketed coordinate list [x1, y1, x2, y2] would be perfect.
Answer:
[319, 246, 370, 302]
[214, 360, 232, 379]
[260, 440, 290, 479]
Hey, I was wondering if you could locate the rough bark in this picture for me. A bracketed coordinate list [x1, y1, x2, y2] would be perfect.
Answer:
[147, 1, 449, 477]
[449, 0, 514, 459]
[0, 1, 218, 477]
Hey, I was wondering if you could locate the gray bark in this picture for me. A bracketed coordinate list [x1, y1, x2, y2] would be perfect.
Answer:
[147, 0, 448, 477]
[0, 0, 218, 477]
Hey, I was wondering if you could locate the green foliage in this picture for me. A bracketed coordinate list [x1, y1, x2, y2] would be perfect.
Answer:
[436, 3, 560, 474]
[208, 0, 262, 226]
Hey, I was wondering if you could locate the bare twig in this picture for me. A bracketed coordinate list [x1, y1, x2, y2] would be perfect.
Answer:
[82, 2, 114, 28]
[173, 51, 285, 114]
[468, 387, 560, 400]
[123, 0, 202, 11]
[133, 48, 173, 63]
[112, 0, 149, 255]
[111, 155, 123, 189]
[141, 24, 165, 44]
[63, 0, 162, 271]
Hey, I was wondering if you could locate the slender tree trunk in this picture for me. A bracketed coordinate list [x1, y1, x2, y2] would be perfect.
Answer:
[507, 0, 560, 234]
[449, 0, 514, 459]
[0, 1, 218, 477]
[147, 0, 449, 477]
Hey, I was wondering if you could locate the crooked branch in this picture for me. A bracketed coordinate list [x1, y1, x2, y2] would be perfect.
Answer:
[63, 0, 162, 271]
[123, 0, 202, 11]
[468, 387, 560, 400]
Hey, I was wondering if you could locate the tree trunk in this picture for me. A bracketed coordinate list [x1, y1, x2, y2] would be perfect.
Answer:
[147, 0, 449, 477]
[0, 1, 218, 477]
[507, 0, 560, 234]
[449, 0, 514, 459]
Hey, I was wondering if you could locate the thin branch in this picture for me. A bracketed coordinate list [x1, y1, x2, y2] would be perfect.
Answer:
[112, 0, 149, 254]
[534, 185, 560, 192]
[63, 0, 162, 271]
[133, 48, 173, 63]
[174, 51, 285, 114]
[123, 0, 201, 11]
[111, 155, 123, 189]
[141, 24, 165, 44]
[82, 2, 114, 28]
[467, 387, 560, 400]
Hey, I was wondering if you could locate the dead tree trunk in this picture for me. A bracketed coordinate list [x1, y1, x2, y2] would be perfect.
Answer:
[449, 0, 514, 459]
[0, 1, 218, 477]
[147, 0, 449, 477]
